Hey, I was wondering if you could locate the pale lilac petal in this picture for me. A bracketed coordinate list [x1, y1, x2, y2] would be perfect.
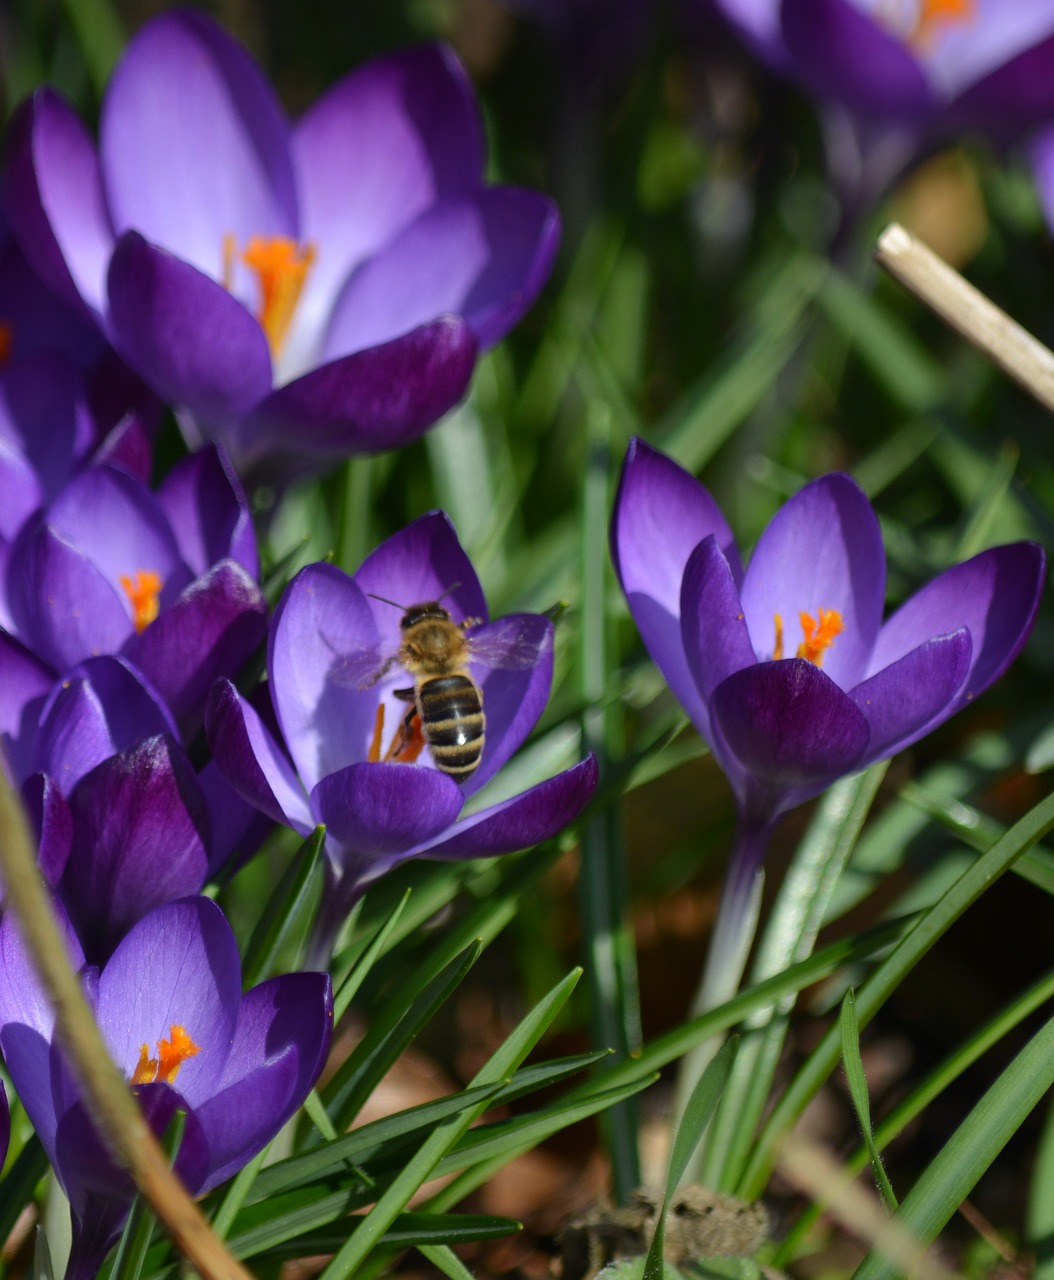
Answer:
[415, 755, 598, 859]
[710, 659, 870, 794]
[325, 189, 559, 355]
[289, 43, 483, 371]
[311, 761, 465, 859]
[107, 232, 274, 424]
[97, 898, 241, 1107]
[205, 680, 314, 833]
[780, 0, 935, 119]
[100, 9, 297, 281]
[867, 543, 1046, 706]
[611, 439, 741, 731]
[237, 317, 477, 473]
[156, 446, 258, 578]
[0, 892, 83, 1036]
[0, 442, 41, 541]
[194, 972, 332, 1189]
[268, 563, 379, 790]
[852, 629, 971, 765]
[0, 1026, 60, 1164]
[1031, 125, 1054, 233]
[3, 90, 114, 317]
[739, 473, 884, 689]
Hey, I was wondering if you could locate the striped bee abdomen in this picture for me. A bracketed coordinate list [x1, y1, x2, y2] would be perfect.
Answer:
[417, 674, 485, 779]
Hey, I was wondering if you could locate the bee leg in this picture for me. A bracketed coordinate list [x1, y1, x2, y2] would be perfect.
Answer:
[385, 706, 427, 764]
[393, 686, 416, 702]
[459, 616, 483, 632]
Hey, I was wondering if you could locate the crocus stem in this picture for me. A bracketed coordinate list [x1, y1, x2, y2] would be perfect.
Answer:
[671, 817, 772, 1181]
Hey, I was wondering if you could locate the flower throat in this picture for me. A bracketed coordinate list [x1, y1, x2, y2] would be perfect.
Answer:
[773, 608, 844, 667]
[223, 234, 316, 358]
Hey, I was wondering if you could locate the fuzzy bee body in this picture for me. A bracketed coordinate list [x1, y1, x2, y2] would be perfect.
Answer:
[401, 672, 485, 779]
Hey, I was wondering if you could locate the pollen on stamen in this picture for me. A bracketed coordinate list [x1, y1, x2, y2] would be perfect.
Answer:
[797, 608, 844, 667]
[772, 612, 784, 662]
[118, 569, 163, 634]
[131, 1024, 201, 1086]
[368, 703, 386, 763]
[236, 235, 316, 358]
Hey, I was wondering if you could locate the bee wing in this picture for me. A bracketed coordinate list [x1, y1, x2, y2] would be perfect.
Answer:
[467, 615, 552, 671]
[328, 644, 392, 690]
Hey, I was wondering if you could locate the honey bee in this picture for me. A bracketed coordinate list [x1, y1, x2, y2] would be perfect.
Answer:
[333, 596, 551, 782]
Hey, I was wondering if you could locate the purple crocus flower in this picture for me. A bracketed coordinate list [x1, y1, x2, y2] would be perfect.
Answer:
[208, 512, 597, 961]
[0, 895, 332, 1280]
[612, 438, 1044, 993]
[713, 0, 1054, 217]
[5, 10, 560, 481]
[5, 445, 266, 733]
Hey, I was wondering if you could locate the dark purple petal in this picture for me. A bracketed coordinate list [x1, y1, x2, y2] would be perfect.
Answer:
[20, 774, 73, 889]
[852, 629, 971, 765]
[1032, 124, 1054, 233]
[91, 406, 154, 481]
[197, 759, 274, 879]
[0, 1025, 61, 1167]
[32, 654, 177, 790]
[97, 898, 242, 1107]
[611, 439, 742, 732]
[0, 354, 95, 500]
[325, 189, 560, 355]
[127, 560, 268, 735]
[461, 614, 555, 798]
[312, 762, 465, 862]
[268, 562, 379, 790]
[194, 972, 332, 1190]
[3, 89, 114, 317]
[0, 1080, 8, 1174]
[107, 231, 274, 425]
[711, 0, 786, 65]
[780, 0, 935, 120]
[205, 679, 314, 832]
[289, 43, 483, 371]
[354, 511, 488, 655]
[868, 543, 1046, 706]
[237, 317, 477, 474]
[156, 445, 258, 578]
[0, 627, 54, 782]
[739, 473, 885, 689]
[60, 737, 210, 959]
[415, 755, 598, 859]
[942, 30, 1054, 142]
[8, 521, 133, 670]
[100, 9, 297, 279]
[710, 659, 870, 795]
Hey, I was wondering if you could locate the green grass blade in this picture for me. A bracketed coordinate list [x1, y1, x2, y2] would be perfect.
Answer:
[241, 826, 326, 987]
[332, 889, 411, 1022]
[840, 990, 897, 1211]
[1029, 1093, 1054, 1277]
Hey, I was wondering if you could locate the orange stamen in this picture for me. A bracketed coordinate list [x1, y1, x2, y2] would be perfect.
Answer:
[118, 569, 163, 633]
[131, 1024, 201, 1086]
[796, 608, 844, 667]
[368, 703, 385, 763]
[0, 321, 13, 367]
[911, 0, 973, 47]
[772, 612, 784, 662]
[237, 235, 316, 358]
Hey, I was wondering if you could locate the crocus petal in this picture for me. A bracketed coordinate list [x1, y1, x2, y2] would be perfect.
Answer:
[739, 472, 885, 689]
[32, 655, 176, 791]
[3, 90, 114, 317]
[21, 773, 73, 889]
[156, 445, 258, 579]
[852, 629, 971, 765]
[237, 317, 477, 473]
[0, 892, 83, 1036]
[0, 442, 41, 542]
[459, 614, 555, 797]
[311, 761, 465, 860]
[1031, 124, 1054, 234]
[414, 755, 598, 859]
[205, 680, 313, 833]
[96, 898, 241, 1107]
[710, 659, 870, 798]
[0, 627, 55, 782]
[9, 522, 133, 670]
[611, 438, 742, 732]
[354, 510, 488, 655]
[325, 189, 560, 355]
[289, 43, 484, 372]
[0, 1026, 61, 1167]
[0, 354, 94, 499]
[0, 1081, 8, 1174]
[107, 231, 274, 425]
[61, 737, 211, 959]
[126, 559, 268, 734]
[197, 759, 273, 879]
[100, 9, 297, 281]
[193, 972, 332, 1190]
[943, 31, 1054, 142]
[780, 0, 935, 120]
[867, 543, 1046, 708]
[268, 562, 380, 790]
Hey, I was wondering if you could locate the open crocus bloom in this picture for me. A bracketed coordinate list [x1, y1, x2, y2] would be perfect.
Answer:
[612, 438, 1045, 835]
[207, 512, 597, 958]
[4, 10, 560, 479]
[0, 897, 332, 1280]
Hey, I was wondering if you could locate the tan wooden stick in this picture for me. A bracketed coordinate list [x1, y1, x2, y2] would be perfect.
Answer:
[0, 770, 254, 1280]
[875, 222, 1054, 415]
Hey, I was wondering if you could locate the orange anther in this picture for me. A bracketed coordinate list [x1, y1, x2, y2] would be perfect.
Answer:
[772, 612, 784, 662]
[131, 1024, 201, 1086]
[796, 608, 844, 667]
[235, 235, 316, 358]
[368, 703, 386, 763]
[911, 0, 973, 46]
[118, 569, 163, 633]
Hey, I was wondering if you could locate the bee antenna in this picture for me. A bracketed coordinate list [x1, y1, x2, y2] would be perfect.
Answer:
[438, 582, 461, 603]
[366, 592, 406, 610]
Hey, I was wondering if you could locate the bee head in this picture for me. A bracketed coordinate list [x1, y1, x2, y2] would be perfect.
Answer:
[400, 602, 453, 630]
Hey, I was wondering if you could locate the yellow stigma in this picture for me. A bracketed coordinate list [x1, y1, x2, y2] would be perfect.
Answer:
[223, 233, 316, 358]
[131, 1024, 201, 1086]
[118, 569, 163, 633]
[772, 607, 844, 667]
